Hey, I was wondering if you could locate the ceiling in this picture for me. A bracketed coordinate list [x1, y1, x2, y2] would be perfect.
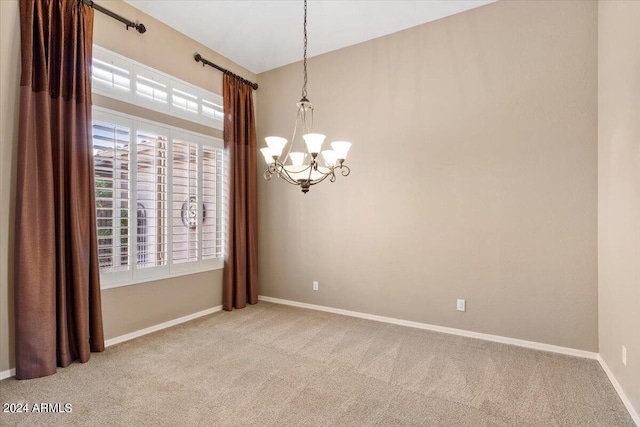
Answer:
[125, 0, 495, 74]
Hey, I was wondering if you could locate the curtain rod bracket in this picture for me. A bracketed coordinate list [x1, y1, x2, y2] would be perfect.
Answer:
[80, 0, 146, 34]
[129, 22, 146, 34]
[194, 53, 258, 90]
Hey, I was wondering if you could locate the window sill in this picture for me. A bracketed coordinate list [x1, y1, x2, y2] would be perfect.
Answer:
[100, 260, 223, 291]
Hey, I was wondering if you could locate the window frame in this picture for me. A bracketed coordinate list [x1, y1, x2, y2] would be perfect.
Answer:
[93, 107, 224, 290]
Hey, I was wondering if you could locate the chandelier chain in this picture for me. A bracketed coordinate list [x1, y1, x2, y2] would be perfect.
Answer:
[302, 0, 308, 99]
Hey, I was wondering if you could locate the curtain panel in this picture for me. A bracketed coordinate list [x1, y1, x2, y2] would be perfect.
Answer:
[222, 75, 258, 310]
[15, 0, 104, 380]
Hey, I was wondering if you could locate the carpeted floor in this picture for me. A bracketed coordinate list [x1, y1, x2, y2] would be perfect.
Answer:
[0, 302, 634, 426]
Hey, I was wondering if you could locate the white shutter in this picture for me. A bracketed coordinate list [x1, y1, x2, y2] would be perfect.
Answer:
[202, 146, 224, 259]
[172, 140, 199, 264]
[201, 93, 224, 129]
[91, 50, 132, 100]
[171, 83, 200, 116]
[136, 127, 169, 271]
[92, 107, 224, 287]
[92, 118, 131, 278]
[93, 46, 224, 130]
[135, 66, 169, 108]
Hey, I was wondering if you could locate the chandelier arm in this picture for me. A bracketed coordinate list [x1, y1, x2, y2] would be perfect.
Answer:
[270, 163, 280, 176]
[276, 168, 299, 186]
[283, 107, 300, 163]
[265, 161, 344, 190]
[302, 105, 309, 134]
[307, 172, 334, 186]
[282, 162, 314, 173]
[275, 163, 305, 185]
[309, 165, 340, 178]
[310, 104, 314, 131]
[310, 164, 351, 179]
[316, 167, 338, 183]
[306, 158, 315, 181]
[280, 174, 300, 186]
[264, 163, 285, 182]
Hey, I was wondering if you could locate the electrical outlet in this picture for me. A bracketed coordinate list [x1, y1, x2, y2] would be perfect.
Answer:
[457, 299, 466, 312]
[622, 345, 627, 366]
[313, 281, 319, 291]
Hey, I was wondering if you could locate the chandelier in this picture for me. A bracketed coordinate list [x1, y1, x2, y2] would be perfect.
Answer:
[260, 0, 352, 194]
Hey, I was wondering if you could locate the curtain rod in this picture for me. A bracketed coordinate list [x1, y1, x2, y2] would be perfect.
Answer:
[80, 0, 146, 34]
[194, 53, 258, 90]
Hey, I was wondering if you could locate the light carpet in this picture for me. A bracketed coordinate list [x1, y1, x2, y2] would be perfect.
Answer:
[0, 301, 634, 426]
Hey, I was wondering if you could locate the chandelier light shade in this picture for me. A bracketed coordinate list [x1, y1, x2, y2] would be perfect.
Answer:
[261, 0, 352, 194]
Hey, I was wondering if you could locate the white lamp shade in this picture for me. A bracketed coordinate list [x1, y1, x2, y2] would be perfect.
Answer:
[265, 136, 288, 157]
[322, 150, 337, 167]
[302, 133, 326, 154]
[331, 141, 352, 160]
[260, 147, 275, 164]
[288, 152, 306, 166]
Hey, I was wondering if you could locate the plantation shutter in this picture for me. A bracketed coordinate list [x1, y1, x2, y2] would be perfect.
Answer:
[92, 119, 131, 274]
[135, 128, 169, 269]
[91, 53, 131, 97]
[201, 97, 224, 128]
[172, 83, 200, 116]
[202, 146, 225, 259]
[172, 141, 199, 264]
[135, 67, 169, 106]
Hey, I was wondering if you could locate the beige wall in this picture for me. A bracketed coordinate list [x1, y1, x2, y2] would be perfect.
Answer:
[0, 0, 21, 375]
[93, 1, 251, 99]
[598, 0, 640, 415]
[257, 0, 598, 351]
[101, 270, 222, 339]
[0, 0, 255, 373]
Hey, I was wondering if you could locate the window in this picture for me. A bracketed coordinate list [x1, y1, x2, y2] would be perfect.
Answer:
[90, 46, 226, 289]
[92, 54, 131, 97]
[92, 108, 224, 288]
[92, 45, 224, 130]
[172, 85, 199, 116]
[135, 68, 169, 107]
[202, 98, 224, 123]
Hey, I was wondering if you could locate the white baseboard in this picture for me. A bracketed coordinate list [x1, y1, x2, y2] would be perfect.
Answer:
[0, 306, 223, 381]
[0, 368, 16, 380]
[258, 296, 640, 423]
[3, 300, 636, 426]
[597, 355, 640, 426]
[104, 305, 223, 347]
[258, 295, 598, 360]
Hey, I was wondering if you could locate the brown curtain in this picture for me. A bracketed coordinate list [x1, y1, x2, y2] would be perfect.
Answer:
[15, 0, 104, 380]
[222, 75, 258, 310]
